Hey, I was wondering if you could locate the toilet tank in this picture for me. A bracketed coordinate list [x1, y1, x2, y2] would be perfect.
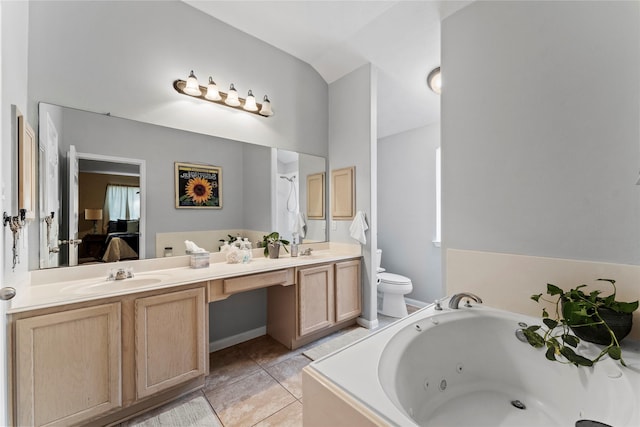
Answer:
[376, 249, 382, 271]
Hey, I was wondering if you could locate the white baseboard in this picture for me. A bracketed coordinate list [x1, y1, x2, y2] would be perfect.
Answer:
[356, 317, 379, 330]
[209, 326, 266, 352]
[405, 297, 429, 308]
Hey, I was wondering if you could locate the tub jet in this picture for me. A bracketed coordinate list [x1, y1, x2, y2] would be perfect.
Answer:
[511, 400, 526, 410]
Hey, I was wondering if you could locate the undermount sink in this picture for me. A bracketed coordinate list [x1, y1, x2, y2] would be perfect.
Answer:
[62, 274, 170, 294]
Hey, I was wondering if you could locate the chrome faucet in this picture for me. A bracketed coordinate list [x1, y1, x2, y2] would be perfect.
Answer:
[108, 267, 134, 281]
[300, 248, 313, 256]
[448, 292, 483, 309]
[115, 268, 128, 280]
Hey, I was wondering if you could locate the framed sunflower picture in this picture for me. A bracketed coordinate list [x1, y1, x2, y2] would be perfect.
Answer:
[175, 162, 222, 209]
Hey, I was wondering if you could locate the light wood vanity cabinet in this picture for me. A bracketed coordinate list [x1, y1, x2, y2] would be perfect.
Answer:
[11, 256, 360, 425]
[135, 287, 207, 399]
[298, 264, 335, 336]
[14, 303, 122, 426]
[268, 258, 362, 349]
[334, 259, 361, 322]
[11, 283, 208, 427]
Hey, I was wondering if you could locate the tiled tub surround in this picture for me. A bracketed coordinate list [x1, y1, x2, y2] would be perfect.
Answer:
[8, 242, 362, 426]
[446, 249, 640, 341]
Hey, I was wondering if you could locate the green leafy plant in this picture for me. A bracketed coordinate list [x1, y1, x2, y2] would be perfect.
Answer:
[262, 232, 290, 257]
[523, 279, 638, 367]
[219, 234, 242, 244]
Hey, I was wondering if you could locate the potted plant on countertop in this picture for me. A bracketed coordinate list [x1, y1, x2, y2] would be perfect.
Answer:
[262, 232, 289, 259]
[523, 279, 638, 367]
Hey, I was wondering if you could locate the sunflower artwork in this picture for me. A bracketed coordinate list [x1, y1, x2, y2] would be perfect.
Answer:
[175, 162, 222, 208]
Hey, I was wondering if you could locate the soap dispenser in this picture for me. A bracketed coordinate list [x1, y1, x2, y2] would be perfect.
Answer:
[242, 238, 252, 263]
[290, 236, 299, 257]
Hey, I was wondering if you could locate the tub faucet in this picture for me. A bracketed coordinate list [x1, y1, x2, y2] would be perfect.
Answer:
[449, 292, 483, 309]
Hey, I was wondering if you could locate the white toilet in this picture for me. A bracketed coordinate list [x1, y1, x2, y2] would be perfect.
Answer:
[376, 249, 413, 318]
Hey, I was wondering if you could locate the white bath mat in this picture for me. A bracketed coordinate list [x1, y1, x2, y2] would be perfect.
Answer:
[303, 327, 370, 361]
[123, 393, 221, 427]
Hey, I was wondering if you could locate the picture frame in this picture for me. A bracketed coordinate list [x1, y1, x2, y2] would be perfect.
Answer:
[175, 162, 222, 209]
[18, 111, 37, 220]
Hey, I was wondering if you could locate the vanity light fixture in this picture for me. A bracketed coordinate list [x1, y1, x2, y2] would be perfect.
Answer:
[204, 77, 222, 101]
[184, 70, 202, 96]
[427, 66, 442, 95]
[243, 90, 258, 112]
[260, 95, 273, 117]
[173, 70, 274, 117]
[225, 83, 241, 107]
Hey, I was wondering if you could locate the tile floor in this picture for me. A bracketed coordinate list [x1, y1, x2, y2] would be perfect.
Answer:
[121, 307, 418, 427]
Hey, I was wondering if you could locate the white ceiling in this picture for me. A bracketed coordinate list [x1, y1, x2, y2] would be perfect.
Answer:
[184, 0, 472, 138]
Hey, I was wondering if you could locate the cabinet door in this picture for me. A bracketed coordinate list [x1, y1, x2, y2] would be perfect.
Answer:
[15, 303, 122, 427]
[298, 264, 334, 336]
[335, 260, 362, 322]
[135, 287, 206, 399]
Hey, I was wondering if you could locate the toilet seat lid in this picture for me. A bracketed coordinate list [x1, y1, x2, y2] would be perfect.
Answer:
[378, 272, 411, 285]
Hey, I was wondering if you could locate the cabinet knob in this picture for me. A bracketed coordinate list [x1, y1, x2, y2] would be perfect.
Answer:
[0, 287, 16, 301]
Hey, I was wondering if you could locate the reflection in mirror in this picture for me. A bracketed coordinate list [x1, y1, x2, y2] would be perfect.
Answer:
[275, 149, 327, 244]
[35, 103, 327, 270]
[77, 156, 143, 266]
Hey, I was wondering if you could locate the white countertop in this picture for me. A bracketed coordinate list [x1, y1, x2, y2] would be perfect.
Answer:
[11, 242, 361, 314]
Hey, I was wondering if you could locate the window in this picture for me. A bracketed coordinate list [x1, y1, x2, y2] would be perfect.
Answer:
[103, 184, 140, 221]
[434, 146, 441, 247]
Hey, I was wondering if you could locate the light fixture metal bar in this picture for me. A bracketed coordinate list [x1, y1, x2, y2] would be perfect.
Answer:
[173, 80, 271, 117]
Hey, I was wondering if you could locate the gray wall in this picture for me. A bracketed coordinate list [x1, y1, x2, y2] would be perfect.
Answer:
[329, 64, 378, 323]
[1, 2, 30, 423]
[24, 1, 329, 350]
[378, 123, 442, 303]
[42, 104, 272, 259]
[442, 1, 640, 266]
[27, 0, 328, 157]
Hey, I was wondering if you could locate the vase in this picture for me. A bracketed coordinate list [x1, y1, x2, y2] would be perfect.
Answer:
[569, 307, 633, 346]
[267, 242, 280, 259]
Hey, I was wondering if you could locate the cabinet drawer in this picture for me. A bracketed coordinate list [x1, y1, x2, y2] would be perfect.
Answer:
[223, 269, 294, 294]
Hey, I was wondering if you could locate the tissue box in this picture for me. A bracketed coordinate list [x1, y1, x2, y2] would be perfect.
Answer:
[190, 252, 210, 269]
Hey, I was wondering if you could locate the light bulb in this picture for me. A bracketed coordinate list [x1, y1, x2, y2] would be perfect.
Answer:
[184, 70, 202, 96]
[259, 95, 273, 116]
[225, 83, 241, 107]
[244, 90, 258, 111]
[427, 67, 442, 95]
[205, 77, 221, 101]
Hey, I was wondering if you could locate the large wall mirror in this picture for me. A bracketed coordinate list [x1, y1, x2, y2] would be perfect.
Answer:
[275, 149, 327, 245]
[35, 103, 327, 270]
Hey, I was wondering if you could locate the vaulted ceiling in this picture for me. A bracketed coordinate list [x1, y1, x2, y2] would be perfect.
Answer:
[184, 1, 472, 138]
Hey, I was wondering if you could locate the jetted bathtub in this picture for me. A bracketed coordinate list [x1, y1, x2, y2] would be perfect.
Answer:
[304, 301, 640, 427]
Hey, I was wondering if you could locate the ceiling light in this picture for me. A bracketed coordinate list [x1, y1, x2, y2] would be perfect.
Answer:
[427, 67, 441, 95]
[173, 71, 273, 116]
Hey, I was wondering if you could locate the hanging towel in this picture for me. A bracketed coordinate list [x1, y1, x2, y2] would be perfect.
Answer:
[292, 212, 307, 239]
[349, 211, 368, 244]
